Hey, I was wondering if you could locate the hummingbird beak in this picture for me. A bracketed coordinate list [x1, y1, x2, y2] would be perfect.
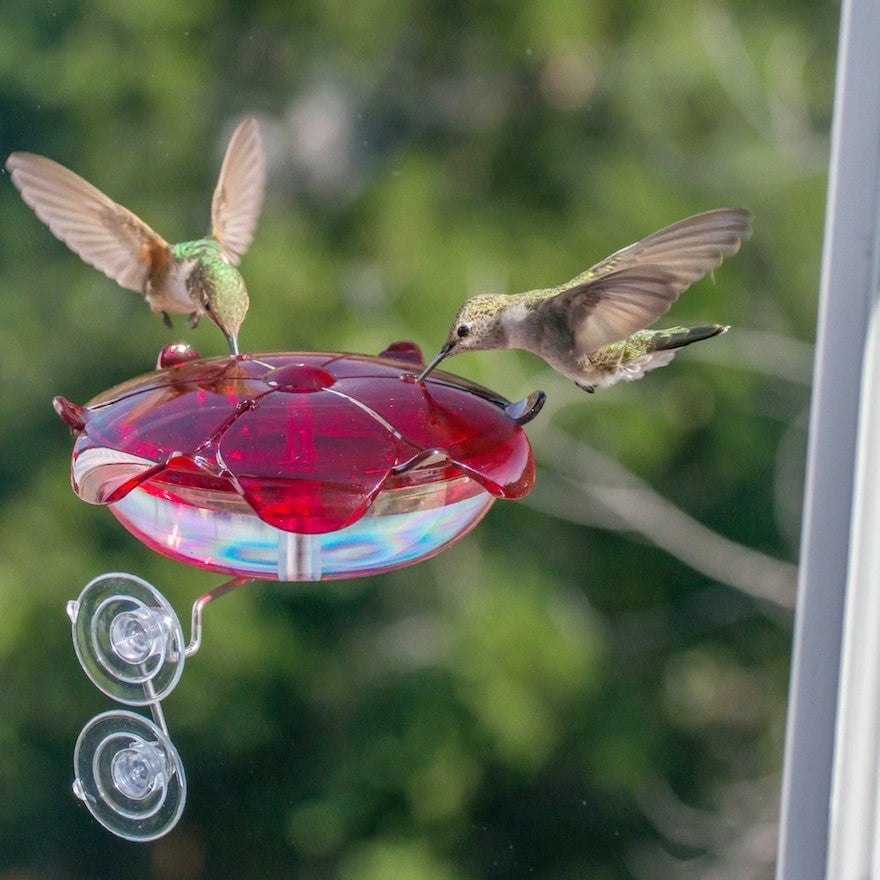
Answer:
[416, 342, 453, 382]
[226, 333, 240, 355]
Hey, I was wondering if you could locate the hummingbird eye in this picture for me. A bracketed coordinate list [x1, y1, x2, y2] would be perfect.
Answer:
[457, 325, 470, 338]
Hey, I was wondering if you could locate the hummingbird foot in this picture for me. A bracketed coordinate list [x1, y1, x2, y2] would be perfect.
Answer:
[186, 311, 201, 329]
[576, 382, 596, 394]
[161, 311, 173, 329]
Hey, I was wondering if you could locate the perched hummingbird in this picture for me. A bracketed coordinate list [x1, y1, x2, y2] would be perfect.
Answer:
[417, 208, 752, 392]
[5, 117, 266, 354]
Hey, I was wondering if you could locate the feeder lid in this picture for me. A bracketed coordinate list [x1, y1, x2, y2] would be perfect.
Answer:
[54, 342, 544, 534]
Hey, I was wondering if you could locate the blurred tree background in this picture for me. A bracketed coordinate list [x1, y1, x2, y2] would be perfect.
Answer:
[0, 0, 834, 878]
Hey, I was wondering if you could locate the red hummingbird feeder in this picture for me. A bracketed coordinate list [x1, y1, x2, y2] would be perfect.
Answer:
[55, 340, 542, 580]
[57, 340, 544, 841]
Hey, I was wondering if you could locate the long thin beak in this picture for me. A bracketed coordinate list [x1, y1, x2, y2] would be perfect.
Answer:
[416, 342, 453, 382]
[226, 333, 240, 355]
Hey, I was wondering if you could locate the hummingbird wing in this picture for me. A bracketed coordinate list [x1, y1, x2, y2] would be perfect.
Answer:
[538, 208, 752, 357]
[5, 152, 170, 293]
[571, 208, 752, 285]
[210, 117, 266, 266]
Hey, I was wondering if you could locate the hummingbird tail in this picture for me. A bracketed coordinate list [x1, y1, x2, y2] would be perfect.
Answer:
[648, 323, 728, 353]
[579, 324, 728, 390]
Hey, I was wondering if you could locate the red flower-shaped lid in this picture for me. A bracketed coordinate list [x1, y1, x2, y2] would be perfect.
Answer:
[54, 342, 544, 535]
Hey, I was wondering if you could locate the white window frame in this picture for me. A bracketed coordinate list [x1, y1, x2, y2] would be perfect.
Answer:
[776, 1, 880, 877]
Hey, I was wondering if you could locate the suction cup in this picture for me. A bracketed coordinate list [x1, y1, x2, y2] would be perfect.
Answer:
[73, 710, 186, 842]
[67, 573, 185, 705]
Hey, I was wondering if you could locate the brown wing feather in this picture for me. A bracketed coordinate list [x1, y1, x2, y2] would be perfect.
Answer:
[5, 152, 169, 293]
[210, 117, 266, 266]
[538, 208, 751, 357]
[570, 207, 752, 285]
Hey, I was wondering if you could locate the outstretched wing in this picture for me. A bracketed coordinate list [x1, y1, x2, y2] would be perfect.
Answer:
[536, 208, 752, 358]
[5, 152, 170, 293]
[210, 117, 266, 265]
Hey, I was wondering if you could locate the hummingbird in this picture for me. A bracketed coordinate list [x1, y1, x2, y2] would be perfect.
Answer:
[417, 207, 752, 392]
[5, 116, 266, 354]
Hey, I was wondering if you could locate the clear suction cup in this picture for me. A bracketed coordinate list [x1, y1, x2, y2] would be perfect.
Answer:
[67, 573, 185, 705]
[73, 710, 186, 841]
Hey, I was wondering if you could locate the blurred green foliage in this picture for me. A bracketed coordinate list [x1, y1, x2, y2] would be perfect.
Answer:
[0, 0, 833, 877]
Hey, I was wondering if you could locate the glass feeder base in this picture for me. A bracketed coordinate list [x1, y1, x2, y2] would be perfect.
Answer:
[109, 482, 495, 581]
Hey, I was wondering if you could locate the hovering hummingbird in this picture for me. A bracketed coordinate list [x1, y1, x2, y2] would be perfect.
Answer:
[417, 208, 752, 392]
[5, 117, 266, 354]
